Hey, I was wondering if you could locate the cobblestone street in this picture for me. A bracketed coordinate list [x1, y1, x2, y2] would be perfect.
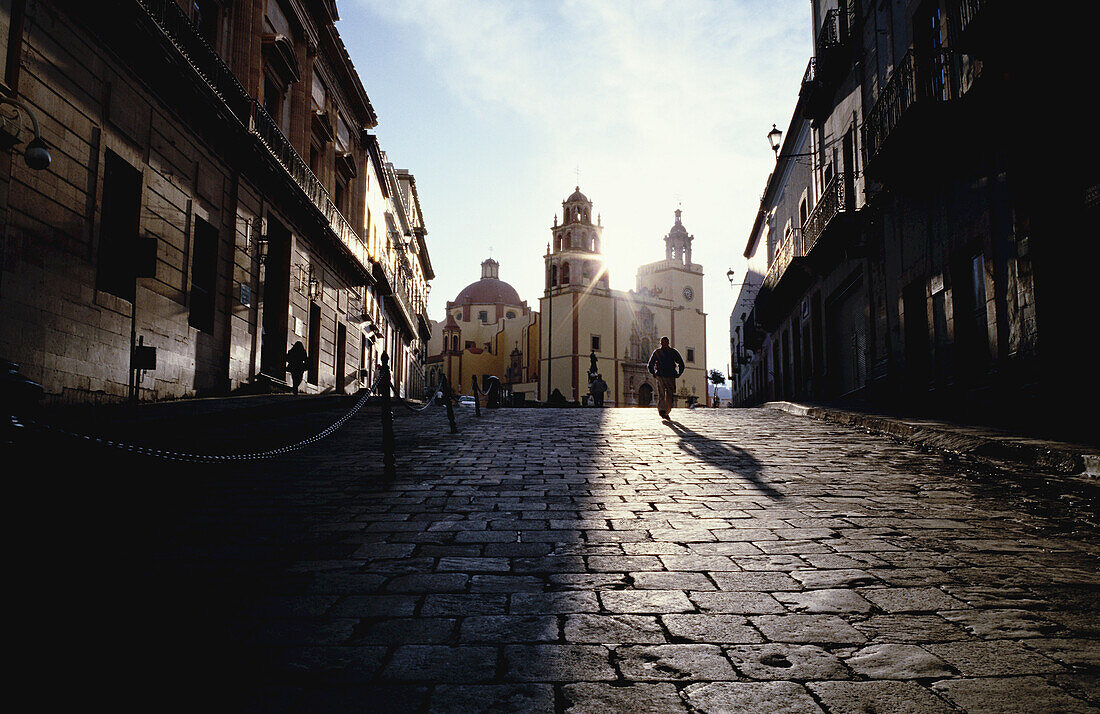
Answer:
[70, 405, 1099, 713]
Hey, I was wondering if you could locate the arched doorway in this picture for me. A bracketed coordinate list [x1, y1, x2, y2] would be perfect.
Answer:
[637, 382, 653, 407]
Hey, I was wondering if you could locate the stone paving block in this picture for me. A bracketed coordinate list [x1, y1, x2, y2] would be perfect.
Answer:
[808, 681, 956, 714]
[932, 676, 1098, 714]
[358, 618, 457, 644]
[681, 681, 824, 714]
[734, 555, 810, 571]
[428, 684, 555, 713]
[942, 608, 1063, 639]
[852, 614, 971, 644]
[724, 643, 849, 680]
[563, 614, 666, 644]
[614, 644, 738, 681]
[460, 614, 560, 644]
[380, 645, 498, 683]
[385, 573, 470, 593]
[843, 644, 953, 679]
[561, 682, 688, 713]
[661, 614, 764, 644]
[925, 639, 1065, 676]
[755, 539, 834, 555]
[469, 575, 545, 593]
[631, 571, 716, 590]
[435, 557, 511, 573]
[510, 591, 600, 614]
[588, 555, 665, 572]
[548, 573, 632, 589]
[791, 568, 879, 589]
[599, 589, 695, 613]
[775, 589, 874, 614]
[861, 587, 970, 613]
[750, 614, 867, 645]
[503, 644, 616, 681]
[1022, 638, 1100, 668]
[657, 555, 741, 571]
[689, 591, 786, 614]
[420, 594, 508, 617]
[711, 572, 802, 591]
[687, 541, 766, 555]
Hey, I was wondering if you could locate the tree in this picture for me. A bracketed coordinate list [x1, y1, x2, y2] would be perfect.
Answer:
[708, 369, 726, 406]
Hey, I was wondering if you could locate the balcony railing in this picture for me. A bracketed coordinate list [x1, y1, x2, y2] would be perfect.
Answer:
[862, 49, 966, 168]
[138, 0, 371, 278]
[957, 0, 988, 36]
[802, 172, 854, 253]
[763, 229, 804, 292]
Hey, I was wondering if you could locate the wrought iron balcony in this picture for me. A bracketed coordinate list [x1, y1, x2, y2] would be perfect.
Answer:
[802, 172, 855, 255]
[137, 0, 371, 281]
[763, 229, 805, 292]
[862, 49, 967, 177]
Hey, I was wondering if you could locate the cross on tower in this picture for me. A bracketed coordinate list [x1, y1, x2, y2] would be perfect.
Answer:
[574, 165, 581, 184]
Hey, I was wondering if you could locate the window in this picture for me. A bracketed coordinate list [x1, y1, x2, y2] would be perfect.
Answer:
[686, 348, 695, 363]
[465, 340, 474, 349]
[506, 311, 516, 319]
[591, 335, 601, 351]
[96, 151, 143, 301]
[478, 310, 488, 323]
[188, 217, 219, 334]
[799, 193, 808, 226]
[263, 73, 283, 125]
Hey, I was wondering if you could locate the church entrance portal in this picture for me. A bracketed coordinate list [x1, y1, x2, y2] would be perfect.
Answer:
[637, 383, 653, 406]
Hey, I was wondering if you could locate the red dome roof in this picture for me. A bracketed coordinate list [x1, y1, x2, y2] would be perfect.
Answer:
[454, 277, 523, 306]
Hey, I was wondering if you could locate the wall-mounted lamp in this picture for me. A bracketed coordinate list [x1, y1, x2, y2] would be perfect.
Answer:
[307, 275, 320, 300]
[1, 97, 52, 170]
[726, 268, 736, 286]
[767, 124, 782, 160]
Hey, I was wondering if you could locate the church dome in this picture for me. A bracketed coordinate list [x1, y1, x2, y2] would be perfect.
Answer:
[668, 208, 689, 237]
[566, 186, 589, 203]
[454, 277, 523, 306]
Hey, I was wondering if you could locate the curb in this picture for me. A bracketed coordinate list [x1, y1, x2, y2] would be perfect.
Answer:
[763, 401, 1098, 478]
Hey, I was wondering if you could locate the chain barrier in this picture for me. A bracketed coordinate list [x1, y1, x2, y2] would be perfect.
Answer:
[23, 372, 385, 464]
[470, 374, 503, 417]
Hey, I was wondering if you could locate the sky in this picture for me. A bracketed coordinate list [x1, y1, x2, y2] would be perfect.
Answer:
[339, 0, 810, 376]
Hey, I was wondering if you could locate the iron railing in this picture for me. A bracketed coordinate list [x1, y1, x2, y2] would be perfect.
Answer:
[763, 229, 804, 291]
[956, 0, 989, 36]
[137, 0, 371, 277]
[862, 49, 967, 167]
[802, 172, 854, 253]
[815, 3, 858, 56]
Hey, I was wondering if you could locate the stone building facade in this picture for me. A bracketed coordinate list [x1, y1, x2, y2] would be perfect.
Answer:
[0, 0, 431, 404]
[541, 188, 708, 407]
[732, 1, 1096, 432]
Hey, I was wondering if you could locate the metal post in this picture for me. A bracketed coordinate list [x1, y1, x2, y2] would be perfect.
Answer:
[471, 375, 481, 417]
[379, 353, 396, 479]
[443, 375, 457, 434]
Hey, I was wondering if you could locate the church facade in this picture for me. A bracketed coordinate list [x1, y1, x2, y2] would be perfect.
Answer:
[540, 188, 707, 406]
[425, 259, 539, 399]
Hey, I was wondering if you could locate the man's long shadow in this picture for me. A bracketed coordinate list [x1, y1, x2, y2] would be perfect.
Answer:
[664, 418, 784, 500]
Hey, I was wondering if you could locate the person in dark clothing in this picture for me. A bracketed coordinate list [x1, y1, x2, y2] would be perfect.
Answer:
[589, 373, 608, 407]
[647, 336, 685, 420]
[286, 341, 308, 395]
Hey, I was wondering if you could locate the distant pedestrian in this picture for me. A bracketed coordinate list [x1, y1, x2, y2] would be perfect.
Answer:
[590, 373, 608, 407]
[286, 341, 308, 395]
[647, 336, 685, 420]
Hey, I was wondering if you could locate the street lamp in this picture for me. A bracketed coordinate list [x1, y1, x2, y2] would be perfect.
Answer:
[767, 124, 782, 160]
[726, 268, 736, 286]
[1, 97, 52, 170]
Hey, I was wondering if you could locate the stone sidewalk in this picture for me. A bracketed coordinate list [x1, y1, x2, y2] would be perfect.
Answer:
[36, 404, 1099, 712]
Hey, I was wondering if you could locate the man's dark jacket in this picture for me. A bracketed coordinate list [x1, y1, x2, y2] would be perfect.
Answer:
[648, 347, 685, 378]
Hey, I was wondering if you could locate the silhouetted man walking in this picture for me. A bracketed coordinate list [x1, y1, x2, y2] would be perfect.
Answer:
[647, 336, 685, 420]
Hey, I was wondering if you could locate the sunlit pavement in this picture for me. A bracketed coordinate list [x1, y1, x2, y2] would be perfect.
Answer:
[70, 405, 1099, 712]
